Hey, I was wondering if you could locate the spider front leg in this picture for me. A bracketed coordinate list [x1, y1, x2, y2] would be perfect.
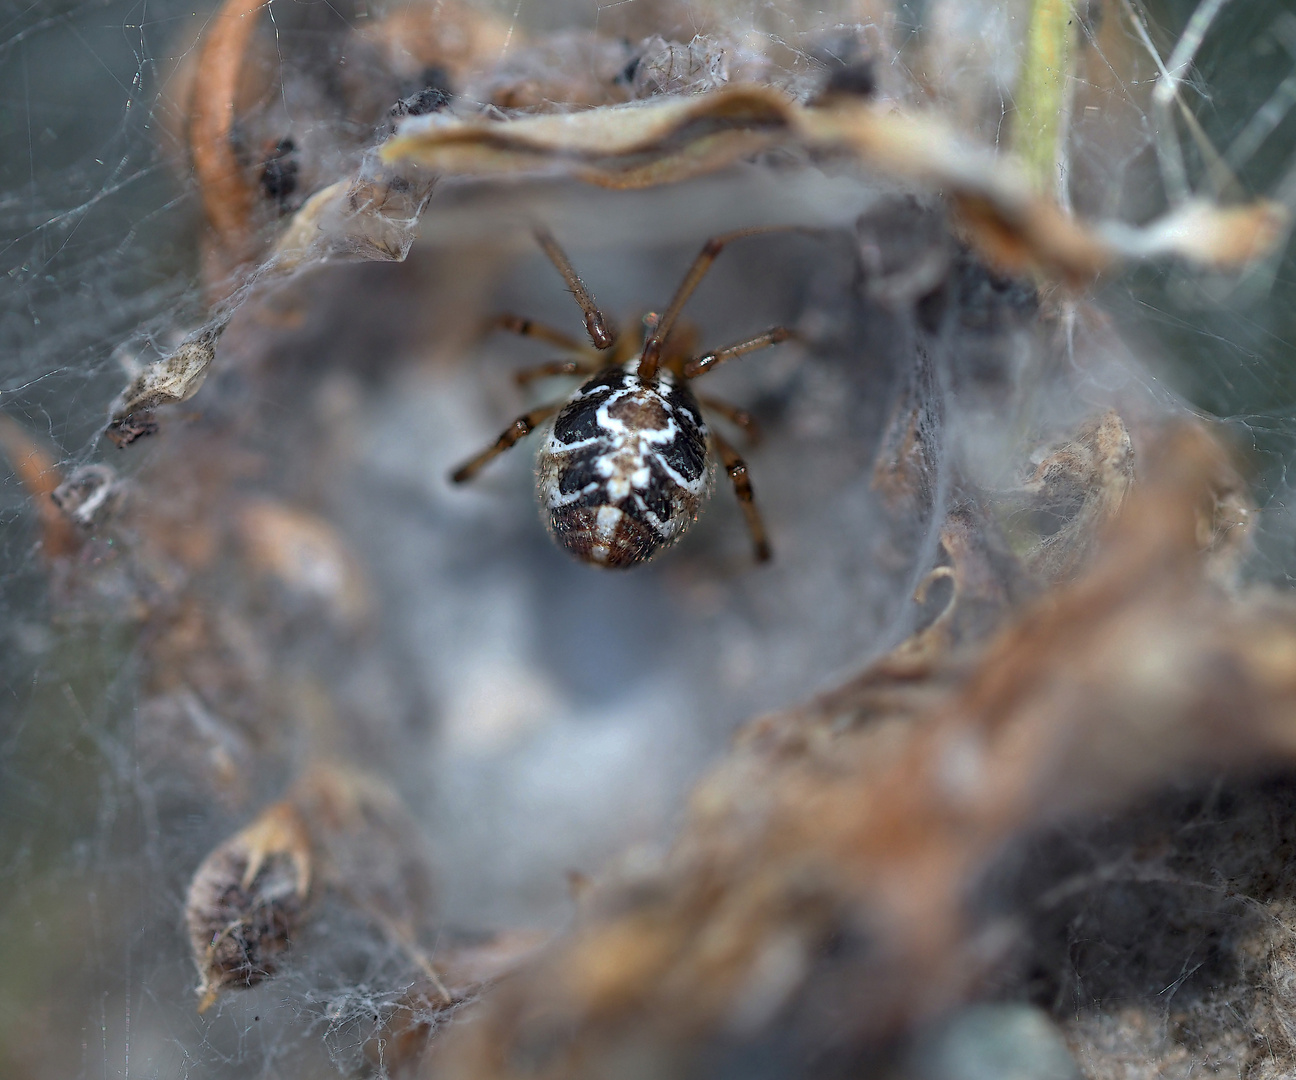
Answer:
[533, 227, 616, 349]
[710, 428, 771, 562]
[639, 225, 807, 379]
[684, 326, 795, 378]
[450, 402, 561, 483]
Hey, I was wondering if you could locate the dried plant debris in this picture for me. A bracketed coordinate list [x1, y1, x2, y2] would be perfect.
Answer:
[107, 2, 1287, 448]
[106, 333, 216, 447]
[14, 4, 1296, 1079]
[269, 167, 435, 272]
[187, 799, 312, 1012]
[0, 415, 82, 560]
[50, 465, 126, 530]
[186, 764, 451, 1012]
[176, 0, 489, 282]
[409, 419, 1296, 1079]
[382, 86, 1288, 282]
[1005, 410, 1137, 582]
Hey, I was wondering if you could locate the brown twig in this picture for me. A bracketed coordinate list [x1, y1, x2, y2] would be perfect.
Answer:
[189, 0, 266, 278]
[0, 415, 80, 560]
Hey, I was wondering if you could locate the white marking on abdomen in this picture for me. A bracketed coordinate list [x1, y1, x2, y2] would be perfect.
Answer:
[595, 505, 621, 540]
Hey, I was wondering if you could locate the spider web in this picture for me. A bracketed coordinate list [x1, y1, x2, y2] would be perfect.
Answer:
[1, 1, 1294, 1078]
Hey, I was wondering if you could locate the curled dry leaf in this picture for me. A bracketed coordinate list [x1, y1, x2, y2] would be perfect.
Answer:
[186, 763, 446, 1011]
[186, 799, 312, 1012]
[107, 335, 216, 447]
[270, 171, 436, 273]
[381, 87, 1289, 283]
[381, 84, 796, 188]
[1095, 198, 1292, 269]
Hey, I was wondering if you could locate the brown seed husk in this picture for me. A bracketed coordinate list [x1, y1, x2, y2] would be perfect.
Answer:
[185, 800, 312, 1012]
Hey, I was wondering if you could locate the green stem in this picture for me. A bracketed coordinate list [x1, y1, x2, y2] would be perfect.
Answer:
[1013, 0, 1079, 197]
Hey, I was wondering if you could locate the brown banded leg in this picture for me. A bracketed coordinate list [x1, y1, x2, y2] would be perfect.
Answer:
[533, 227, 616, 349]
[640, 226, 805, 380]
[697, 395, 762, 444]
[684, 326, 796, 378]
[450, 402, 561, 483]
[711, 428, 771, 562]
[512, 357, 603, 386]
[490, 313, 587, 353]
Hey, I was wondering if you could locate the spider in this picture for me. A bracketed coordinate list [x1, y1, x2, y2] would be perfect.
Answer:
[450, 227, 799, 568]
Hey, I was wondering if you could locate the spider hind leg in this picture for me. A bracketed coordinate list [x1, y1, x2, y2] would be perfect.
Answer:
[710, 427, 771, 562]
[450, 402, 562, 483]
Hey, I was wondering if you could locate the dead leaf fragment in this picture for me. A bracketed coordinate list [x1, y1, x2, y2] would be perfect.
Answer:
[185, 763, 447, 1012]
[236, 499, 373, 628]
[418, 420, 1296, 1079]
[51, 464, 125, 529]
[1012, 409, 1136, 581]
[186, 800, 312, 1012]
[383, 86, 1288, 281]
[271, 171, 435, 272]
[108, 336, 216, 445]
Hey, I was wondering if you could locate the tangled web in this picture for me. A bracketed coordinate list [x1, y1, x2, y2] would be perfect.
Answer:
[1, 1, 1295, 1078]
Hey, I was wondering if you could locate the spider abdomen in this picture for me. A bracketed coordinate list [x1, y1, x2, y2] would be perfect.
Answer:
[536, 361, 713, 568]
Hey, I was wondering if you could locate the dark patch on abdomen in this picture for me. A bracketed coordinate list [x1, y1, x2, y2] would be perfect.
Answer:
[557, 451, 603, 495]
[659, 429, 706, 481]
[577, 368, 629, 396]
[660, 384, 707, 480]
[635, 478, 675, 523]
[553, 399, 604, 444]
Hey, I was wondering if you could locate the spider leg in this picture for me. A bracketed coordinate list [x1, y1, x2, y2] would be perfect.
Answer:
[489, 314, 587, 353]
[640, 226, 804, 381]
[697, 395, 762, 445]
[533, 227, 616, 349]
[450, 402, 562, 483]
[710, 427, 771, 562]
[684, 326, 796, 378]
[512, 358, 604, 386]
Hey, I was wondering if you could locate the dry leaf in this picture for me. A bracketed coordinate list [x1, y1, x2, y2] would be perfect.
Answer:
[383, 87, 1289, 282]
[186, 800, 312, 1012]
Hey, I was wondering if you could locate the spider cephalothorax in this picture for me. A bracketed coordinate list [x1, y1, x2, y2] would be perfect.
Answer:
[451, 227, 796, 568]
